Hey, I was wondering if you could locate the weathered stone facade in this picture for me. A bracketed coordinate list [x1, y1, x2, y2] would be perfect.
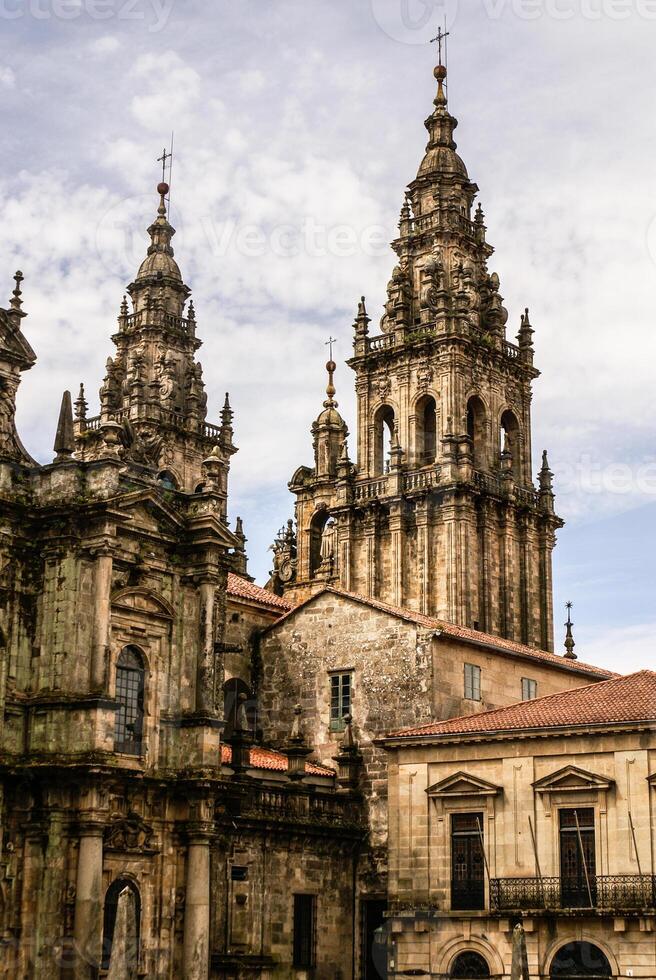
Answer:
[0, 187, 366, 979]
[271, 63, 562, 653]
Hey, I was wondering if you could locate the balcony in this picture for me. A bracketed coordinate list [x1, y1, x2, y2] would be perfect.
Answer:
[490, 875, 656, 915]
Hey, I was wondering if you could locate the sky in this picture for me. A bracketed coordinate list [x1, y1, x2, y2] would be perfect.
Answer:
[1, 0, 655, 674]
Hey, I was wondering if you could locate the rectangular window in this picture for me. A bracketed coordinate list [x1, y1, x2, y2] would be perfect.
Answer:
[451, 812, 486, 911]
[559, 807, 597, 908]
[293, 894, 316, 969]
[330, 672, 352, 732]
[521, 677, 537, 701]
[464, 663, 481, 701]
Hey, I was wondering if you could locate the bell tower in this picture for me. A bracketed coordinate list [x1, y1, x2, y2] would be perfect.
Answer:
[272, 57, 563, 652]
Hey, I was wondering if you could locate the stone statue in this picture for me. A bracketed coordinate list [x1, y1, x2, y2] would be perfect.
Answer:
[320, 519, 336, 570]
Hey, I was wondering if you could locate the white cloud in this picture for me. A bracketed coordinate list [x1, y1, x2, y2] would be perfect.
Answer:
[578, 623, 656, 675]
[88, 36, 121, 56]
[0, 67, 15, 89]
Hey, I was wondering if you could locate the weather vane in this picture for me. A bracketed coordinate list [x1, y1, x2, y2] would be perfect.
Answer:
[325, 336, 337, 361]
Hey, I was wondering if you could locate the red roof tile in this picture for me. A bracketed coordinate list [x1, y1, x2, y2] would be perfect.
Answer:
[227, 573, 293, 612]
[220, 742, 333, 776]
[386, 670, 656, 739]
[266, 586, 613, 680]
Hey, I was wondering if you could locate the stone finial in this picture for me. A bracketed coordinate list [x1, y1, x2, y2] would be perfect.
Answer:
[332, 714, 363, 792]
[354, 295, 370, 339]
[9, 270, 24, 316]
[232, 516, 249, 577]
[518, 306, 535, 350]
[53, 390, 75, 462]
[74, 383, 88, 421]
[286, 704, 313, 782]
[539, 450, 555, 514]
[564, 601, 577, 660]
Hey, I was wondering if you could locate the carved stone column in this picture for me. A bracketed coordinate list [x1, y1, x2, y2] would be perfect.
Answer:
[196, 579, 218, 715]
[183, 799, 213, 980]
[90, 548, 113, 691]
[73, 821, 104, 978]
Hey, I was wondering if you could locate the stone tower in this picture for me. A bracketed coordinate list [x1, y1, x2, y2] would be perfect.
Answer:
[272, 60, 563, 652]
[73, 180, 236, 502]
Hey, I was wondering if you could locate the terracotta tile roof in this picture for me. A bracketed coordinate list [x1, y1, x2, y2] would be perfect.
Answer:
[226, 573, 293, 612]
[267, 585, 613, 680]
[220, 742, 334, 776]
[386, 670, 656, 739]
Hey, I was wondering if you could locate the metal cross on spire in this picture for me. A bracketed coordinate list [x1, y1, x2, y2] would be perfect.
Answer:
[157, 146, 172, 184]
[325, 336, 337, 361]
[566, 600, 574, 623]
[430, 24, 450, 66]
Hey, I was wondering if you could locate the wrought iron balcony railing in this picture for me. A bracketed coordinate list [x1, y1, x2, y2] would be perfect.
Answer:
[490, 875, 656, 914]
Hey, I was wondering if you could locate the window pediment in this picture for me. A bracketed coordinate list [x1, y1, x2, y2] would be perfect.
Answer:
[111, 587, 174, 621]
[426, 771, 502, 799]
[533, 764, 614, 794]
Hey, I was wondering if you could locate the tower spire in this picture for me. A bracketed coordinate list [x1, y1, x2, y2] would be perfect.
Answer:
[564, 602, 577, 660]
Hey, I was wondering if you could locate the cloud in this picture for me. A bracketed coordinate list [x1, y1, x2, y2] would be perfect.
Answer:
[1, 2, 655, 658]
[0, 67, 16, 88]
[88, 35, 121, 56]
[578, 623, 656, 675]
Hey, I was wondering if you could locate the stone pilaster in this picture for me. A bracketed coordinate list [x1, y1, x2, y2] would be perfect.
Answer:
[73, 821, 104, 979]
[90, 548, 112, 692]
[183, 798, 213, 980]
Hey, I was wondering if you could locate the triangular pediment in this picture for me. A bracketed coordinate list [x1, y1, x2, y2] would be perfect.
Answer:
[426, 771, 502, 798]
[533, 764, 614, 794]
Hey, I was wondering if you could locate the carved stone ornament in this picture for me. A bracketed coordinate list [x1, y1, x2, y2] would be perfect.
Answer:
[104, 810, 156, 853]
[417, 367, 433, 390]
[377, 375, 391, 401]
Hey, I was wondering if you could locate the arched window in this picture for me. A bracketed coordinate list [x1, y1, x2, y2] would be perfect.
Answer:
[415, 395, 437, 465]
[373, 405, 395, 475]
[450, 951, 491, 978]
[115, 646, 145, 755]
[467, 396, 487, 470]
[223, 677, 254, 738]
[101, 878, 141, 971]
[500, 409, 521, 480]
[157, 470, 178, 490]
[550, 942, 612, 978]
[309, 510, 329, 579]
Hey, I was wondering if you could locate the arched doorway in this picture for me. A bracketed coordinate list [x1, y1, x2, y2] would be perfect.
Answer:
[550, 942, 612, 978]
[450, 950, 490, 978]
[101, 877, 141, 971]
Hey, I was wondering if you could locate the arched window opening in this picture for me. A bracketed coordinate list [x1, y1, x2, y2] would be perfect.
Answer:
[157, 470, 178, 491]
[450, 951, 491, 978]
[309, 510, 329, 579]
[415, 396, 437, 465]
[101, 878, 141, 971]
[500, 409, 521, 481]
[115, 646, 145, 755]
[374, 405, 395, 475]
[467, 396, 487, 470]
[550, 942, 612, 978]
[223, 677, 255, 738]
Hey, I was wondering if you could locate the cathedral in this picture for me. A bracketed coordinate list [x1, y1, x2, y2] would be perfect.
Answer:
[0, 48, 653, 980]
